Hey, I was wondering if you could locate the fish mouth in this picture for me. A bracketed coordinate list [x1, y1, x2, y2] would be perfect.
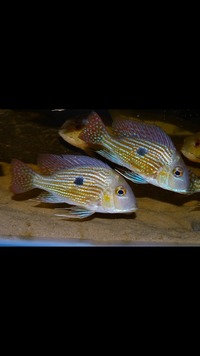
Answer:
[181, 149, 200, 161]
[116, 207, 138, 214]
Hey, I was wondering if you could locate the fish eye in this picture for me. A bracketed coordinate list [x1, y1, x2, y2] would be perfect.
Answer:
[173, 166, 183, 178]
[115, 186, 127, 197]
[194, 140, 200, 147]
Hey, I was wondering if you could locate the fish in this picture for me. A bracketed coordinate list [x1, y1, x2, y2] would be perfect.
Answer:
[11, 154, 137, 219]
[79, 112, 190, 193]
[59, 116, 113, 155]
[109, 110, 194, 136]
[58, 112, 195, 154]
[188, 170, 200, 194]
[58, 117, 93, 155]
[181, 133, 200, 163]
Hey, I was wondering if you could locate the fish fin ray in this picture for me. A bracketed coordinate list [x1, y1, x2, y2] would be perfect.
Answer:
[37, 154, 110, 173]
[112, 117, 175, 150]
[79, 111, 109, 145]
[54, 206, 94, 219]
[96, 149, 126, 166]
[115, 168, 148, 184]
[11, 159, 37, 193]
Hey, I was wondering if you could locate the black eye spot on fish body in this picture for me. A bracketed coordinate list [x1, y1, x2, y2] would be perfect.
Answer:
[136, 147, 148, 156]
[74, 176, 84, 185]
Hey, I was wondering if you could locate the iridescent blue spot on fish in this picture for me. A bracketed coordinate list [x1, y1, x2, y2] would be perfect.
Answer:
[136, 147, 148, 156]
[74, 176, 84, 185]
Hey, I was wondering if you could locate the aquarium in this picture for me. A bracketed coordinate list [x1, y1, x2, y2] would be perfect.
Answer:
[0, 109, 200, 246]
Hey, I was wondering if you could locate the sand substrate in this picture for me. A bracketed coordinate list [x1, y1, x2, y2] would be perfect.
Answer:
[1, 162, 200, 246]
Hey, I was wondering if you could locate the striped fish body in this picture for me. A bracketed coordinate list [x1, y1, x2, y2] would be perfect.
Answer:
[11, 155, 137, 216]
[79, 112, 190, 193]
[33, 166, 115, 209]
[100, 135, 175, 176]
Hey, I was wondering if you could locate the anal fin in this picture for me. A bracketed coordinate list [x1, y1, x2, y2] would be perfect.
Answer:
[54, 206, 95, 219]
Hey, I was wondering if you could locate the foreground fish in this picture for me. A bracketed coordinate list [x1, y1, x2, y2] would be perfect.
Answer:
[79, 112, 190, 193]
[11, 154, 137, 219]
[181, 133, 200, 163]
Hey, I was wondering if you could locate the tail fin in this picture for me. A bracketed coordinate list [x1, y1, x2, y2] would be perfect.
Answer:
[11, 159, 37, 194]
[78, 111, 109, 145]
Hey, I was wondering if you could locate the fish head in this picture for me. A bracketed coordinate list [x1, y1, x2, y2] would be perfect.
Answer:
[59, 117, 91, 152]
[181, 132, 200, 163]
[156, 152, 189, 193]
[102, 173, 137, 213]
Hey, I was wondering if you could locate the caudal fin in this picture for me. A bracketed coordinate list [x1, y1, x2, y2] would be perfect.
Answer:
[78, 111, 109, 145]
[11, 159, 37, 194]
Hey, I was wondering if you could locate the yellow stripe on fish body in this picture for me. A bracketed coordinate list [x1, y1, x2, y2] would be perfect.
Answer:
[79, 112, 190, 193]
[100, 135, 174, 176]
[33, 167, 112, 206]
[11, 156, 137, 218]
[79, 111, 175, 175]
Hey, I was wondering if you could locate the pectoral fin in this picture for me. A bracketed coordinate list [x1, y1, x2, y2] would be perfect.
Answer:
[115, 168, 148, 184]
[96, 149, 126, 166]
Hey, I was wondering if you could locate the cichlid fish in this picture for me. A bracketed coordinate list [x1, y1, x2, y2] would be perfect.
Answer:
[109, 111, 194, 136]
[188, 170, 200, 194]
[11, 154, 137, 219]
[181, 132, 200, 163]
[59, 117, 93, 155]
[59, 116, 113, 155]
[79, 112, 190, 193]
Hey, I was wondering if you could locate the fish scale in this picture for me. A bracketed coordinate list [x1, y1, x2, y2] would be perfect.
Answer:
[100, 135, 173, 175]
[33, 168, 111, 205]
[79, 112, 190, 193]
[112, 117, 175, 150]
[11, 155, 137, 218]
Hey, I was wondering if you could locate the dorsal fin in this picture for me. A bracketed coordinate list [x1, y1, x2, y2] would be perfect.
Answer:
[79, 111, 109, 144]
[37, 154, 110, 174]
[112, 117, 175, 150]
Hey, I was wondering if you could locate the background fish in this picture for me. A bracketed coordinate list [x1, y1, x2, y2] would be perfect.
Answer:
[188, 170, 200, 193]
[59, 117, 93, 155]
[181, 133, 200, 163]
[11, 154, 137, 219]
[59, 115, 113, 154]
[79, 112, 190, 193]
